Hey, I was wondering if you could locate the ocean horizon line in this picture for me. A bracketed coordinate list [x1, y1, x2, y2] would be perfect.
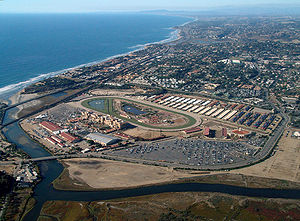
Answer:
[2, 3, 300, 14]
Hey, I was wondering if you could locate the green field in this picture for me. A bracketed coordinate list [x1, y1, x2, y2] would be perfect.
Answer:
[81, 97, 197, 130]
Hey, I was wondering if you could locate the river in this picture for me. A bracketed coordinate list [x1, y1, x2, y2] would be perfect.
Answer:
[2, 106, 300, 221]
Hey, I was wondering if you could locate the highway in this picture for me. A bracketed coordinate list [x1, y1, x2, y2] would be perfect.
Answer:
[0, 83, 93, 129]
[2, 87, 79, 112]
[255, 95, 290, 161]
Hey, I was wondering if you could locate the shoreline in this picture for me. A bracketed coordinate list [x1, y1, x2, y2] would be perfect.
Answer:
[0, 15, 194, 101]
[8, 92, 42, 119]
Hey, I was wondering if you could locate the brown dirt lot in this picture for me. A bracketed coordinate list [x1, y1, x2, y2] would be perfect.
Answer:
[54, 157, 300, 192]
[53, 129, 300, 191]
[54, 158, 201, 190]
[123, 127, 184, 140]
[230, 129, 300, 183]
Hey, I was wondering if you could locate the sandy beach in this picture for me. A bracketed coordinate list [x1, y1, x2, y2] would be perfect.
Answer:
[8, 91, 41, 119]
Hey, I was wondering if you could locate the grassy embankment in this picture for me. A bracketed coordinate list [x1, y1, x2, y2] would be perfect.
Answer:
[38, 192, 300, 221]
[81, 97, 197, 130]
[52, 162, 92, 191]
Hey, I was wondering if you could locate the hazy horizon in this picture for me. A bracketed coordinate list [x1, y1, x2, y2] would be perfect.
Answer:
[1, 0, 300, 13]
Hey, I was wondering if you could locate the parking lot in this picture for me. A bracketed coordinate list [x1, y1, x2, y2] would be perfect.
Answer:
[46, 104, 84, 124]
[111, 138, 257, 167]
[245, 135, 267, 147]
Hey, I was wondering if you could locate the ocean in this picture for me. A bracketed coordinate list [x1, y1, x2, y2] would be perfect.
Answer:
[0, 13, 191, 99]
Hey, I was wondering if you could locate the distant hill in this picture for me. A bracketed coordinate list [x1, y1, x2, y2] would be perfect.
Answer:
[139, 5, 300, 16]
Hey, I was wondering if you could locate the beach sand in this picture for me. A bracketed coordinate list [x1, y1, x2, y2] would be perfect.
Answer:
[8, 92, 42, 119]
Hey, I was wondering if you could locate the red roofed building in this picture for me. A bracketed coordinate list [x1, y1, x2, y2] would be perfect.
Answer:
[105, 128, 117, 134]
[203, 127, 210, 136]
[115, 133, 131, 139]
[45, 137, 57, 145]
[230, 129, 251, 138]
[40, 121, 62, 133]
[222, 128, 228, 138]
[184, 127, 202, 134]
[57, 143, 65, 148]
[203, 127, 216, 138]
[51, 136, 64, 144]
[60, 132, 79, 143]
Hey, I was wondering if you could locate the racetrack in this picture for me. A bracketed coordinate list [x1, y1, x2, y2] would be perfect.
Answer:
[80, 96, 202, 131]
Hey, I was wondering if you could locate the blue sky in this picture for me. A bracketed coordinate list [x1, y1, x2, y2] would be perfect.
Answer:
[1, 0, 299, 13]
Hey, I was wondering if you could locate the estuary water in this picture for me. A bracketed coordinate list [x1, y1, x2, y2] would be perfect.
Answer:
[0, 13, 191, 98]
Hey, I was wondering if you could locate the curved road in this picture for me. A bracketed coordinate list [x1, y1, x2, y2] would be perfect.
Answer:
[79, 96, 202, 132]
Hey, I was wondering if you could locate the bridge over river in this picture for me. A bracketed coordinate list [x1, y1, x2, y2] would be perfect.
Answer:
[0, 154, 85, 165]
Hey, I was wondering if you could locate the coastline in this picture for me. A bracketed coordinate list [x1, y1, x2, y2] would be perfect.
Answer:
[8, 92, 42, 119]
[0, 15, 194, 101]
[1, 14, 299, 221]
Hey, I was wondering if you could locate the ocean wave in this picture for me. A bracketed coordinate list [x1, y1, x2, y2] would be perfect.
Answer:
[0, 17, 194, 99]
[0, 49, 137, 98]
[127, 17, 197, 50]
[0, 52, 131, 98]
[128, 44, 148, 50]
[0, 73, 53, 95]
[128, 29, 180, 50]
